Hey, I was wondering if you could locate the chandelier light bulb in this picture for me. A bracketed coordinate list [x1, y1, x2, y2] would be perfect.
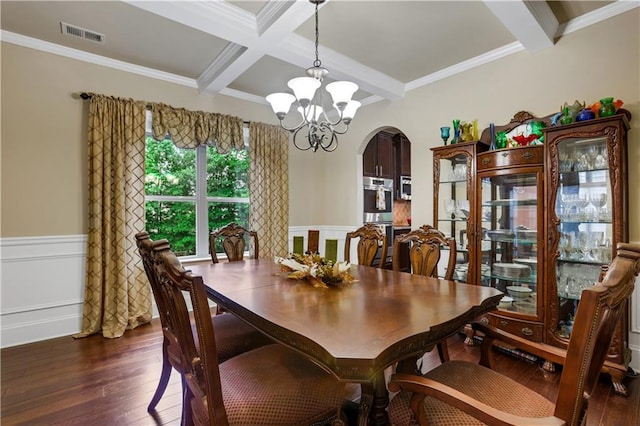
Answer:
[341, 100, 361, 123]
[287, 77, 321, 107]
[266, 93, 296, 119]
[326, 81, 358, 109]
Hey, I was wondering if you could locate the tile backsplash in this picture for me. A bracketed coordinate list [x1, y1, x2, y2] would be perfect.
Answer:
[393, 199, 411, 225]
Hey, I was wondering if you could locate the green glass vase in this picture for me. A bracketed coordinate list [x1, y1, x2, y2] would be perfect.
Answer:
[598, 97, 616, 117]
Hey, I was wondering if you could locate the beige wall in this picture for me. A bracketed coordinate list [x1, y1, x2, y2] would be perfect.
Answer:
[1, 9, 639, 240]
[288, 9, 640, 240]
[0, 43, 278, 237]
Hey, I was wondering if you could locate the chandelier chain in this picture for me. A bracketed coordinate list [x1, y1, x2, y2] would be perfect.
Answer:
[313, 1, 321, 68]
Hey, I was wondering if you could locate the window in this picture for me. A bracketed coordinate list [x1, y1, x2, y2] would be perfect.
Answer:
[144, 130, 249, 259]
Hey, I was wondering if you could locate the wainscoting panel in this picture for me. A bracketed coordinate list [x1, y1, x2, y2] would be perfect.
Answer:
[2, 232, 639, 372]
[1, 235, 86, 348]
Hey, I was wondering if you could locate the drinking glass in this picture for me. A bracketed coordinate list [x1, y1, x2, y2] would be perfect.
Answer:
[577, 231, 593, 261]
[440, 127, 451, 145]
[573, 195, 590, 220]
[588, 193, 605, 220]
[445, 200, 456, 219]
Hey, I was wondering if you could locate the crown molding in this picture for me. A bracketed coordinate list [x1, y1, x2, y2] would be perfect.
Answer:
[0, 30, 197, 88]
[557, 0, 639, 36]
[405, 42, 524, 92]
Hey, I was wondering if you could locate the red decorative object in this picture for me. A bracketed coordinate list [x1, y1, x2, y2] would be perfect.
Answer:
[512, 134, 540, 146]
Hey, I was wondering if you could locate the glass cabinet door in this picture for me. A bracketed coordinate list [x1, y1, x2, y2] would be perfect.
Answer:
[553, 136, 612, 337]
[435, 153, 471, 281]
[479, 170, 542, 320]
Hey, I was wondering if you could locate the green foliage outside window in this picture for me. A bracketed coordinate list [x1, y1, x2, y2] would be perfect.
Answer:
[144, 137, 250, 256]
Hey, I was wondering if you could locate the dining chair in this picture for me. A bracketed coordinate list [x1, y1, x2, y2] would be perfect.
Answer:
[344, 223, 389, 267]
[209, 222, 259, 263]
[387, 242, 640, 426]
[135, 232, 272, 423]
[391, 225, 457, 364]
[392, 225, 457, 279]
[307, 229, 320, 254]
[151, 242, 352, 426]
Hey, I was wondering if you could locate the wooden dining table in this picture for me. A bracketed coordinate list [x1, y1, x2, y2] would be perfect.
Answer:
[188, 259, 503, 425]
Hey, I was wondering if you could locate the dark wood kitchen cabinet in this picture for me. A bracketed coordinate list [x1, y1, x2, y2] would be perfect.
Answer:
[393, 133, 411, 177]
[363, 131, 394, 179]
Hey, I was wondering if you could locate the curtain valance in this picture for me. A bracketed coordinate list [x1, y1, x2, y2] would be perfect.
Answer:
[150, 103, 244, 153]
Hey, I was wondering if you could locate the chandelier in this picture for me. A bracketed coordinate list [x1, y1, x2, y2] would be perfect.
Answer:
[266, 0, 361, 152]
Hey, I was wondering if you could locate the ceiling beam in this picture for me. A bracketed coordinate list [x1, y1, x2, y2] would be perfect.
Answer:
[483, 0, 558, 52]
[126, 0, 405, 102]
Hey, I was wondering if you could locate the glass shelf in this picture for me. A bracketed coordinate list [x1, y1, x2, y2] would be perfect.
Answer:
[556, 258, 609, 266]
[482, 199, 538, 207]
[439, 179, 467, 184]
[558, 219, 613, 225]
[482, 274, 537, 285]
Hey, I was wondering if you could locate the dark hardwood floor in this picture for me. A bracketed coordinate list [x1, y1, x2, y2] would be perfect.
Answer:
[2, 318, 638, 425]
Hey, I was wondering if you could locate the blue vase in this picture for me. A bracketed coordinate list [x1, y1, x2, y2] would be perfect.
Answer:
[576, 108, 595, 122]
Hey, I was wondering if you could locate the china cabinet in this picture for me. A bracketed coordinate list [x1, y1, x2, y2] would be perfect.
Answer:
[442, 110, 633, 395]
[544, 111, 631, 394]
[431, 140, 489, 282]
[475, 145, 545, 341]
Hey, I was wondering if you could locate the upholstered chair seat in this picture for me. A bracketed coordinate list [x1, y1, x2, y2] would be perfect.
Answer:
[190, 344, 348, 426]
[388, 360, 555, 425]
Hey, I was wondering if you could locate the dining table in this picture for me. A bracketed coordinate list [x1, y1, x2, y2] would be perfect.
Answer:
[187, 259, 503, 425]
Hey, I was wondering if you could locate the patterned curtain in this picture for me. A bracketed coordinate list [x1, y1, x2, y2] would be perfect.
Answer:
[149, 103, 244, 152]
[75, 94, 152, 339]
[249, 122, 289, 259]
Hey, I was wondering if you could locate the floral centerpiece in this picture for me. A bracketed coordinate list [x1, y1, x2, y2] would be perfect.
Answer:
[275, 253, 355, 288]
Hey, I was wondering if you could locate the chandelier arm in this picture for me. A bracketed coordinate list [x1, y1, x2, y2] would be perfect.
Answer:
[277, 117, 309, 133]
[317, 120, 348, 136]
[329, 123, 350, 136]
[320, 132, 339, 152]
[292, 126, 313, 151]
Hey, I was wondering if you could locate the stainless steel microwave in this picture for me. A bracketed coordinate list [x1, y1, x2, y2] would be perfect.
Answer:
[399, 176, 411, 200]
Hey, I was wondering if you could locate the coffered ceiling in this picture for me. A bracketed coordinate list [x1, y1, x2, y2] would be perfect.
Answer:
[1, 1, 635, 111]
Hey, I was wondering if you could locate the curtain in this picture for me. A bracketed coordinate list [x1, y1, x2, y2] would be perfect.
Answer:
[75, 94, 152, 339]
[249, 122, 289, 259]
[150, 103, 244, 152]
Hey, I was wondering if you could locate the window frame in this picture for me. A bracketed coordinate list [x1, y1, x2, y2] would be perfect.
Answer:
[144, 122, 250, 261]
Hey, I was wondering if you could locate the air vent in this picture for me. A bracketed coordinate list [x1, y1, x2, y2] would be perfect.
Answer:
[60, 22, 105, 44]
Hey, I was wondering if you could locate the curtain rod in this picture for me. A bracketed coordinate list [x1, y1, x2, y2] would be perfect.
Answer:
[79, 92, 251, 125]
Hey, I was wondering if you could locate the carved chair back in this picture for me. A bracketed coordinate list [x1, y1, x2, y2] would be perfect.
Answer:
[392, 225, 456, 279]
[344, 223, 388, 267]
[152, 243, 229, 425]
[136, 232, 189, 374]
[209, 222, 259, 263]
